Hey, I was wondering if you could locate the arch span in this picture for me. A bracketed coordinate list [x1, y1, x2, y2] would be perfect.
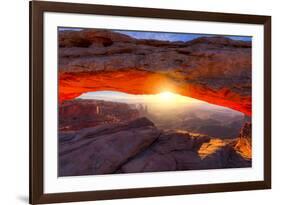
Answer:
[58, 29, 252, 116]
[59, 69, 251, 116]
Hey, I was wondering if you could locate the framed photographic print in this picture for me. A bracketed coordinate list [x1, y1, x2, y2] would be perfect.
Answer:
[29, 0, 271, 204]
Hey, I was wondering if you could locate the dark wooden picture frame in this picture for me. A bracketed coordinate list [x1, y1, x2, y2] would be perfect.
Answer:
[30, 1, 271, 204]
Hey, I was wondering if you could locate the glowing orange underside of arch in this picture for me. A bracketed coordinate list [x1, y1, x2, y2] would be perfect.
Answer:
[59, 70, 251, 116]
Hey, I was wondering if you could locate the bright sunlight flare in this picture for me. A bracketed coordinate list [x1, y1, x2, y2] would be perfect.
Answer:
[150, 91, 200, 108]
[158, 91, 174, 101]
[79, 90, 203, 110]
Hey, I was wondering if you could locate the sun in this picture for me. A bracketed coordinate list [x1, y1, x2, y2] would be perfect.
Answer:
[158, 91, 175, 101]
[142, 91, 201, 109]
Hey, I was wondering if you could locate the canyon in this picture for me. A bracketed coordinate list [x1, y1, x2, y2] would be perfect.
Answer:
[59, 99, 251, 176]
[58, 29, 252, 176]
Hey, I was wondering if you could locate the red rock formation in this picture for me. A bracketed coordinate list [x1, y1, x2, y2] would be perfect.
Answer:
[59, 29, 252, 115]
[235, 122, 252, 159]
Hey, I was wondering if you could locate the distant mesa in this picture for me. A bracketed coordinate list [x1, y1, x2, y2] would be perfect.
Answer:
[59, 99, 140, 131]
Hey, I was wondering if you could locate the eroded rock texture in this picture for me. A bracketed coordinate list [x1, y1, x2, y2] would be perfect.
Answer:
[59, 117, 160, 176]
[59, 117, 251, 176]
[59, 29, 252, 115]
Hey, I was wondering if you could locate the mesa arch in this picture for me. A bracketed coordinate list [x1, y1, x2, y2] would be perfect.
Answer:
[59, 29, 252, 116]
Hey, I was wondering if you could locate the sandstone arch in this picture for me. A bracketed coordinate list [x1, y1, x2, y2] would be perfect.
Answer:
[59, 29, 252, 116]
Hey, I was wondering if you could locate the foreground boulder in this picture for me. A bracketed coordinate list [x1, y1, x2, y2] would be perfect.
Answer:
[119, 133, 210, 173]
[59, 117, 160, 176]
[118, 131, 251, 173]
[200, 145, 251, 169]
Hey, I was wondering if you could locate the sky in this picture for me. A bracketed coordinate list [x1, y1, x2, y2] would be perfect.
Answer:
[78, 91, 241, 113]
[58, 27, 252, 42]
[114, 30, 252, 42]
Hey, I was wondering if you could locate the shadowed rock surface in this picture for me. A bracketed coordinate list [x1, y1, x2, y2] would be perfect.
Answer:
[118, 132, 210, 173]
[59, 117, 251, 176]
[58, 29, 252, 115]
[59, 117, 160, 176]
[199, 144, 251, 169]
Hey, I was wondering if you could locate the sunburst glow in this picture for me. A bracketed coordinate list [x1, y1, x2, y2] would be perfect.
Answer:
[148, 91, 199, 108]
[158, 91, 174, 101]
[79, 90, 203, 110]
